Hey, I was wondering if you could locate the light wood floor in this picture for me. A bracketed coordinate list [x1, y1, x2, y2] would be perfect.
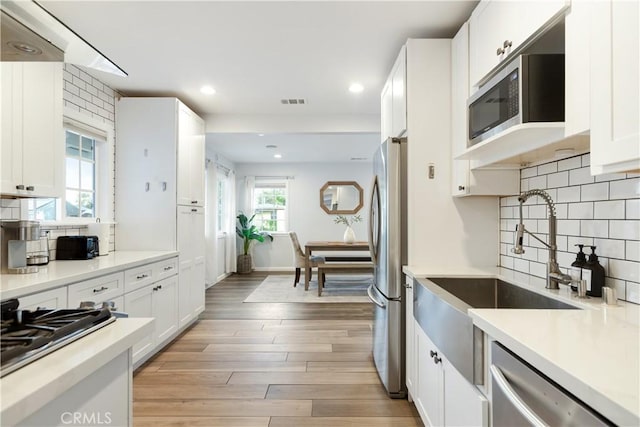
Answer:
[133, 272, 422, 427]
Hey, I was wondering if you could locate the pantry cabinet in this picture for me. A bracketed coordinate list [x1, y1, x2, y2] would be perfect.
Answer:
[0, 62, 63, 198]
[381, 46, 407, 141]
[177, 205, 206, 328]
[589, 0, 640, 175]
[177, 104, 205, 206]
[414, 322, 488, 427]
[451, 22, 518, 196]
[469, 0, 568, 87]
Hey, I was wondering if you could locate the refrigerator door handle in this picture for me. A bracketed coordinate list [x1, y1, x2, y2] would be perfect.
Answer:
[367, 284, 386, 309]
[368, 176, 380, 265]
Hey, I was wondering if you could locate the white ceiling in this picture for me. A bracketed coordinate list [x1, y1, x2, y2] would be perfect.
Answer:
[40, 0, 478, 163]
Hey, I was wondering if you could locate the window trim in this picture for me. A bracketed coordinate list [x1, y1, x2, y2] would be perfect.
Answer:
[34, 108, 114, 225]
[252, 178, 289, 233]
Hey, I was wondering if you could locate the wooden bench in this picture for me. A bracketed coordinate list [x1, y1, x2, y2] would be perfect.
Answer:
[317, 262, 374, 296]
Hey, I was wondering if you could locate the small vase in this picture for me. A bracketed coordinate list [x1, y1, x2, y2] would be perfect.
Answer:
[343, 226, 356, 243]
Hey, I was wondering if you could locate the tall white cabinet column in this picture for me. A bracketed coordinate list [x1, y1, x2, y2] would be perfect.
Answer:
[115, 97, 206, 327]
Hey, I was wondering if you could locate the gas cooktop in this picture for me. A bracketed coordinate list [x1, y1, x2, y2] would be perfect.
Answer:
[0, 299, 115, 377]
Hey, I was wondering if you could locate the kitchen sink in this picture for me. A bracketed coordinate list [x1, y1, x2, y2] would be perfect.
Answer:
[427, 277, 578, 310]
[413, 276, 580, 386]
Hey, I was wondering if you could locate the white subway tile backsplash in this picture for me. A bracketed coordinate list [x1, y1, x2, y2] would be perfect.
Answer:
[501, 255, 514, 270]
[529, 175, 547, 189]
[594, 201, 625, 219]
[556, 235, 568, 252]
[558, 156, 582, 171]
[557, 251, 576, 268]
[537, 162, 557, 175]
[568, 202, 594, 219]
[595, 172, 627, 183]
[569, 167, 594, 186]
[581, 154, 590, 167]
[580, 220, 609, 238]
[610, 178, 640, 200]
[568, 236, 594, 248]
[547, 171, 569, 188]
[581, 182, 609, 201]
[610, 220, 639, 240]
[555, 203, 568, 219]
[627, 282, 640, 304]
[607, 259, 640, 283]
[627, 200, 640, 219]
[529, 261, 547, 278]
[557, 219, 580, 235]
[529, 205, 547, 219]
[627, 241, 640, 262]
[593, 238, 625, 260]
[537, 220, 549, 234]
[522, 167, 538, 178]
[557, 186, 581, 203]
[513, 258, 530, 273]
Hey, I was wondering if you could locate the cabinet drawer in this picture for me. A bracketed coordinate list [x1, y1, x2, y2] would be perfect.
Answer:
[19, 287, 68, 310]
[68, 272, 124, 308]
[124, 263, 155, 293]
[154, 257, 178, 281]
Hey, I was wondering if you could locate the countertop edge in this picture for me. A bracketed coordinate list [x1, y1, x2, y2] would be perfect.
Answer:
[0, 317, 154, 426]
[0, 251, 179, 300]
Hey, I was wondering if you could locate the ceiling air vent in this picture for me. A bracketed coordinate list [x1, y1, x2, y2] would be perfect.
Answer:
[281, 98, 306, 105]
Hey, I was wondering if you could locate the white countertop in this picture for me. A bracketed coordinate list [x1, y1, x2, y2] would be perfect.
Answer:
[0, 251, 178, 300]
[404, 265, 640, 426]
[0, 317, 154, 426]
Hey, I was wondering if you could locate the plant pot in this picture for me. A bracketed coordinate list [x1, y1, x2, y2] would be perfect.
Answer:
[237, 254, 253, 274]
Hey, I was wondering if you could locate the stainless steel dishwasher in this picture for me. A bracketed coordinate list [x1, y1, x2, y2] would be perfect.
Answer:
[491, 341, 614, 427]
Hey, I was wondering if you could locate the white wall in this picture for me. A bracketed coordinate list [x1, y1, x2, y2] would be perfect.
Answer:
[235, 162, 372, 270]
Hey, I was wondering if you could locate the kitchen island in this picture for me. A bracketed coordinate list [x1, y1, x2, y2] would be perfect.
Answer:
[404, 265, 640, 426]
[0, 317, 153, 427]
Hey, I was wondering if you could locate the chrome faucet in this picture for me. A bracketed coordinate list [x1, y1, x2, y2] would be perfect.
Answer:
[512, 189, 573, 289]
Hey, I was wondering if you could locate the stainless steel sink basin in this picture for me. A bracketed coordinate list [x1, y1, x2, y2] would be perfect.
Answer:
[413, 277, 579, 386]
[427, 277, 578, 310]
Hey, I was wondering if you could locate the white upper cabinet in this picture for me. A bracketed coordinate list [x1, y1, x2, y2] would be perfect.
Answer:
[381, 45, 407, 142]
[451, 23, 518, 196]
[589, 0, 640, 175]
[177, 104, 205, 206]
[469, 0, 569, 88]
[1, 62, 63, 198]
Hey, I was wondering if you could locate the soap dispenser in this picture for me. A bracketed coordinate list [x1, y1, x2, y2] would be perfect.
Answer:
[584, 246, 605, 297]
[570, 244, 587, 292]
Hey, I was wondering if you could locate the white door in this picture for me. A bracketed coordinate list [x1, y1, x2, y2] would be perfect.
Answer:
[153, 276, 179, 344]
[177, 205, 195, 327]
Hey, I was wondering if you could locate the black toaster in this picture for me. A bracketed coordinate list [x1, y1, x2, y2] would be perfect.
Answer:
[56, 236, 100, 260]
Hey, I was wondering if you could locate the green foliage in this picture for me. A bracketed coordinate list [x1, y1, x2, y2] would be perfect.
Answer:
[236, 212, 274, 255]
[333, 214, 362, 227]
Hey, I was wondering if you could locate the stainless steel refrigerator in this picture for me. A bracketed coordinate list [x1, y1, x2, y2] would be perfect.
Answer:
[367, 136, 407, 398]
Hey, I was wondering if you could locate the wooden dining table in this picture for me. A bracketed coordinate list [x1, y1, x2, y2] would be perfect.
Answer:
[304, 241, 370, 290]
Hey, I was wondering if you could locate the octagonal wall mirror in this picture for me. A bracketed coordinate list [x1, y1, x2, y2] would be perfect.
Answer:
[320, 181, 364, 214]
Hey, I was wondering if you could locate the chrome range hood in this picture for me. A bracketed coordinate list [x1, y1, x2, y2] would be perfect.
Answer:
[0, 1, 126, 77]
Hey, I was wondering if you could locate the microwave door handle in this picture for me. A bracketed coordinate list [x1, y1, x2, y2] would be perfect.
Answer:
[490, 365, 549, 427]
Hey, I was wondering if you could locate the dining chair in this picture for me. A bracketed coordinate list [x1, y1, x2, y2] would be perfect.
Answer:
[289, 231, 325, 287]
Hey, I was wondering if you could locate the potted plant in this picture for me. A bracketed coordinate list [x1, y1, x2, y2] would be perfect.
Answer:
[236, 212, 273, 274]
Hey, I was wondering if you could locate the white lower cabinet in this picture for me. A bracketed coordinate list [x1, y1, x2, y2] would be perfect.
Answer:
[177, 206, 205, 328]
[414, 321, 488, 427]
[124, 275, 179, 364]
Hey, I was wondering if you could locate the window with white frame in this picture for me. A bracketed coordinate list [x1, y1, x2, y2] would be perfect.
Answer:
[28, 119, 108, 221]
[252, 179, 288, 232]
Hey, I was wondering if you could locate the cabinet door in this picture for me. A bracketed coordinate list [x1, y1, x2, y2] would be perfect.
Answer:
[415, 325, 443, 427]
[443, 358, 488, 427]
[469, 0, 568, 87]
[177, 104, 205, 206]
[1, 62, 63, 198]
[123, 285, 154, 363]
[391, 46, 407, 138]
[190, 115, 205, 206]
[405, 279, 416, 400]
[381, 80, 393, 143]
[590, 0, 640, 175]
[178, 205, 195, 327]
[153, 275, 179, 344]
[192, 207, 206, 316]
[19, 287, 68, 310]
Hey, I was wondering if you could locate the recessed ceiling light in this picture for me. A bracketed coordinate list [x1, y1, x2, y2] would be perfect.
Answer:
[266, 144, 277, 149]
[274, 154, 282, 159]
[200, 85, 216, 95]
[349, 83, 364, 93]
[258, 133, 265, 137]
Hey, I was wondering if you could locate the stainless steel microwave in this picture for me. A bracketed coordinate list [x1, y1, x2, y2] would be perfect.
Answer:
[467, 54, 565, 147]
